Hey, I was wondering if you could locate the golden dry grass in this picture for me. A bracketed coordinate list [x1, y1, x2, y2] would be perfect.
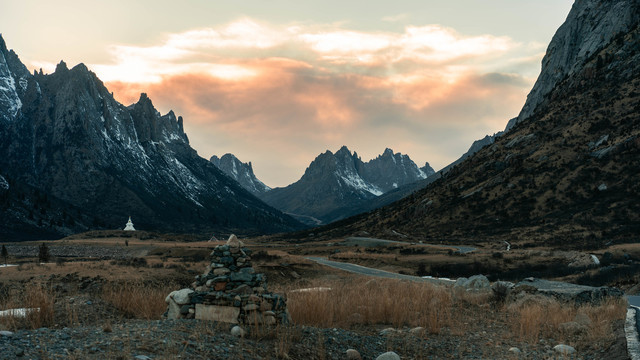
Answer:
[0, 283, 55, 330]
[508, 297, 627, 345]
[286, 278, 452, 333]
[100, 281, 175, 320]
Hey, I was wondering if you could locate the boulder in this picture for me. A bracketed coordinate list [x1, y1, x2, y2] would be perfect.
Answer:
[346, 349, 362, 360]
[510, 278, 623, 304]
[455, 275, 490, 291]
[376, 352, 400, 360]
[164, 298, 182, 319]
[168, 288, 194, 305]
[227, 234, 244, 248]
[553, 344, 576, 356]
[230, 325, 246, 338]
[379, 328, 398, 336]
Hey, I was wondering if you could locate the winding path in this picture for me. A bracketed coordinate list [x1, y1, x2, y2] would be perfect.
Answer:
[343, 237, 477, 254]
[305, 256, 454, 285]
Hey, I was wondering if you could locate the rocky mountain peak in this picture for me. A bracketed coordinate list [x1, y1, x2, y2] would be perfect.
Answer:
[128, 92, 188, 145]
[335, 145, 356, 160]
[0, 35, 31, 122]
[510, 0, 640, 130]
[0, 35, 301, 237]
[210, 153, 271, 195]
[262, 146, 433, 225]
[318, 0, 640, 246]
[55, 60, 69, 73]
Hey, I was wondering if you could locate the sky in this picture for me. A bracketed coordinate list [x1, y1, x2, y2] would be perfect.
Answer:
[1, 0, 574, 187]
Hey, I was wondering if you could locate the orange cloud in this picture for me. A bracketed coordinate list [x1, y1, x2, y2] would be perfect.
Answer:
[94, 18, 541, 187]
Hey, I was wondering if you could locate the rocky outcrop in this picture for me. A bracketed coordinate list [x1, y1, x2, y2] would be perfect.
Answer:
[0, 35, 301, 238]
[164, 235, 290, 325]
[210, 153, 271, 195]
[508, 278, 623, 305]
[310, 0, 640, 246]
[261, 146, 431, 225]
[510, 0, 640, 130]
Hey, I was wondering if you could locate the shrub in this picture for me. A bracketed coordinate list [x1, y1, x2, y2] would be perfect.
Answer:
[38, 243, 50, 264]
[100, 281, 174, 320]
[0, 284, 55, 330]
[287, 278, 452, 333]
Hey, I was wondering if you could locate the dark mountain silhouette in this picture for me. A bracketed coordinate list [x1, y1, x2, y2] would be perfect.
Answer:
[0, 35, 302, 239]
[299, 0, 640, 248]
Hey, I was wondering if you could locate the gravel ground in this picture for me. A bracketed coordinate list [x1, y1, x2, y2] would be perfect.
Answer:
[0, 317, 628, 359]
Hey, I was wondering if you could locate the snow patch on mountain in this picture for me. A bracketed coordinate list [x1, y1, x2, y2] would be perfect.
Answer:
[339, 170, 383, 196]
[210, 154, 271, 195]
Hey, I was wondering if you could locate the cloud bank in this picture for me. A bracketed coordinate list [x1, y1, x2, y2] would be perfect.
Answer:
[60, 18, 542, 187]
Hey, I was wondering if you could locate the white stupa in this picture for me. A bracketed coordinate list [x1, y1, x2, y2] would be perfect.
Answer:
[123, 216, 136, 231]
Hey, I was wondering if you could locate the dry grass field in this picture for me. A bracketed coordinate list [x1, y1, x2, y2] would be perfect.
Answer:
[0, 232, 635, 359]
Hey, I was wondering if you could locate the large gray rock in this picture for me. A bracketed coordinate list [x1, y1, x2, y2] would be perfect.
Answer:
[454, 275, 491, 291]
[510, 278, 623, 304]
[553, 344, 576, 356]
[168, 288, 193, 305]
[346, 349, 362, 360]
[376, 352, 401, 360]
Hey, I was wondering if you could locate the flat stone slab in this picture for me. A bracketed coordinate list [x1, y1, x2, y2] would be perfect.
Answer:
[195, 304, 239, 324]
[514, 278, 623, 304]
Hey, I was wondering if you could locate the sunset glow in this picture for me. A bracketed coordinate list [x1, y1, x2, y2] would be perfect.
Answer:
[1, 0, 574, 187]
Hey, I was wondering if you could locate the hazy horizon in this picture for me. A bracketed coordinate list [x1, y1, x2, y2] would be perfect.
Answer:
[1, 0, 573, 187]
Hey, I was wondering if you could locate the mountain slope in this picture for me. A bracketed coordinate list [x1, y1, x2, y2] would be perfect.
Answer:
[260, 146, 431, 225]
[309, 0, 640, 247]
[0, 35, 301, 238]
[210, 154, 271, 196]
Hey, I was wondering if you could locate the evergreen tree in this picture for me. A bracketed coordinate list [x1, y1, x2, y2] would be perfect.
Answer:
[38, 243, 49, 264]
[1, 245, 7, 266]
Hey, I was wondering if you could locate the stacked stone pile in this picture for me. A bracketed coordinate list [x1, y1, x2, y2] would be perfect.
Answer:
[164, 235, 290, 325]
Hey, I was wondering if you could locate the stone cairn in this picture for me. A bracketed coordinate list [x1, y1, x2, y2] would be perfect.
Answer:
[164, 235, 290, 325]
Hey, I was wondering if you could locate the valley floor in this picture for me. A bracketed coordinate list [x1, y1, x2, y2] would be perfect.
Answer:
[0, 232, 634, 359]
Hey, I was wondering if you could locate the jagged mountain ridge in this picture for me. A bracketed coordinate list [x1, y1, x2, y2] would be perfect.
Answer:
[508, 0, 640, 130]
[210, 154, 271, 195]
[0, 35, 302, 239]
[304, 0, 640, 247]
[260, 146, 433, 225]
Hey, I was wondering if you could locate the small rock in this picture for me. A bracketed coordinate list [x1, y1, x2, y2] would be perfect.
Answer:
[213, 267, 230, 276]
[553, 344, 576, 355]
[227, 234, 244, 248]
[508, 347, 521, 354]
[243, 304, 259, 311]
[379, 328, 397, 336]
[231, 325, 246, 338]
[0, 330, 13, 337]
[409, 326, 425, 335]
[15, 348, 24, 357]
[134, 356, 152, 360]
[346, 349, 362, 360]
[575, 312, 592, 326]
[376, 352, 400, 360]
